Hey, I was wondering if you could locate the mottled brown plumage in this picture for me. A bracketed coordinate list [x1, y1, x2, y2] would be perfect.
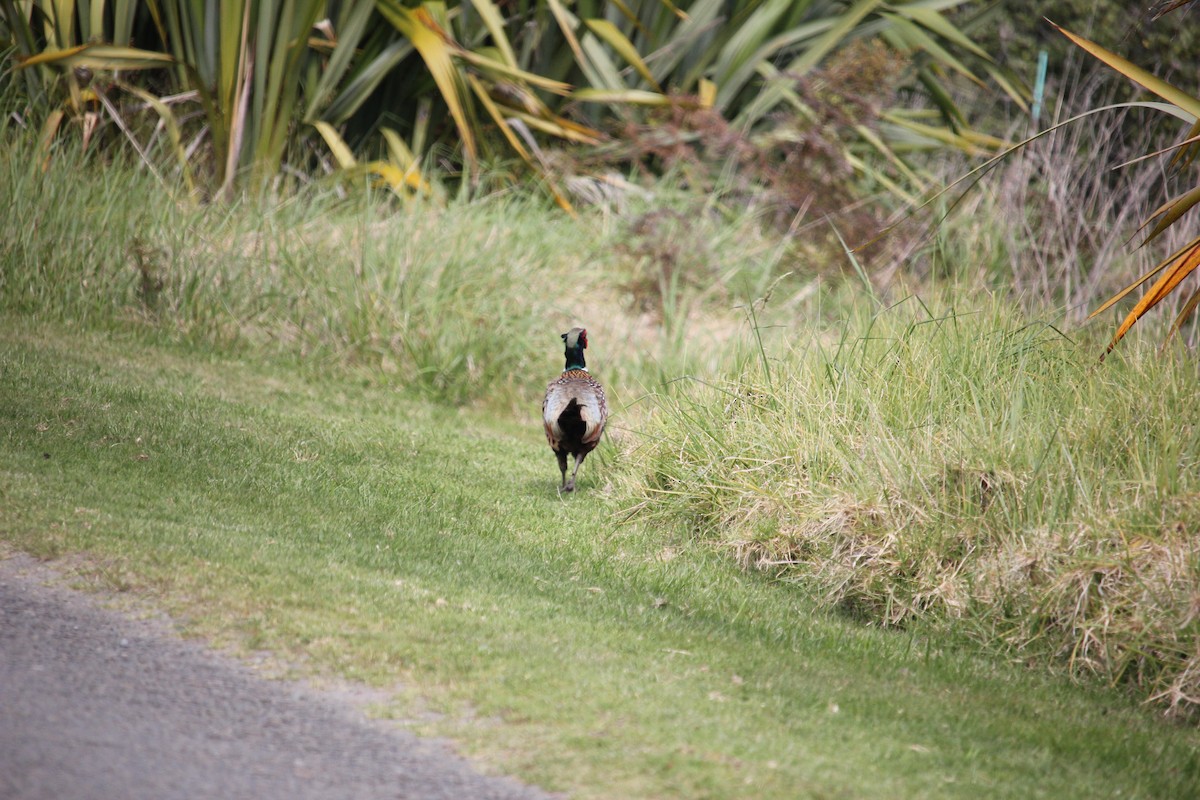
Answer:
[543, 327, 608, 492]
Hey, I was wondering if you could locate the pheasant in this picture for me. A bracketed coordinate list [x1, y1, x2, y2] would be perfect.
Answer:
[543, 327, 608, 492]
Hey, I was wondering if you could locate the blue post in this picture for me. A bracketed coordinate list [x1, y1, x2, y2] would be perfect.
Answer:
[1031, 49, 1049, 127]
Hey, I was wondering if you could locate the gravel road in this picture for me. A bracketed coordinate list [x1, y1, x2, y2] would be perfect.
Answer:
[0, 553, 559, 800]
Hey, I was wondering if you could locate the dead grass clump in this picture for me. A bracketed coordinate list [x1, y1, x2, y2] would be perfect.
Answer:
[974, 519, 1200, 718]
[714, 484, 976, 627]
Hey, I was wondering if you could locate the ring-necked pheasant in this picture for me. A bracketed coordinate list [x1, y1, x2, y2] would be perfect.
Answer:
[543, 327, 608, 492]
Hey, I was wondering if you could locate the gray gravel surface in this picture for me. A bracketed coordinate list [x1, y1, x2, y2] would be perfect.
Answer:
[0, 553, 559, 800]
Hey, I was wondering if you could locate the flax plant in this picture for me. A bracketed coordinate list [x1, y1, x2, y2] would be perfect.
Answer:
[3, 0, 1021, 202]
[1053, 19, 1200, 353]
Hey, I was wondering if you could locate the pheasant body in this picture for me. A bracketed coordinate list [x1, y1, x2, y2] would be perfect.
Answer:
[543, 329, 608, 492]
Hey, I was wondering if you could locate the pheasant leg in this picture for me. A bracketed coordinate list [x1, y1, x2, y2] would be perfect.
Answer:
[557, 451, 569, 491]
[564, 452, 588, 493]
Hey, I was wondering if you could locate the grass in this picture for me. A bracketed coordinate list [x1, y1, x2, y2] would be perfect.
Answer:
[1, 135, 788, 411]
[6, 124, 1200, 796]
[622, 295, 1200, 718]
[3, 320, 1200, 799]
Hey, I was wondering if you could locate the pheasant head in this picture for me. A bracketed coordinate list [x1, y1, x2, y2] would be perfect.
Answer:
[561, 327, 588, 371]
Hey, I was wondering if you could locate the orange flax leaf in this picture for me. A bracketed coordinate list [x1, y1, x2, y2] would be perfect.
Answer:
[1105, 240, 1200, 354]
[1143, 242, 1200, 308]
[1088, 236, 1200, 320]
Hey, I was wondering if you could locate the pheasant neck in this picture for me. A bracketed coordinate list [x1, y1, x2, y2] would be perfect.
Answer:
[563, 346, 587, 372]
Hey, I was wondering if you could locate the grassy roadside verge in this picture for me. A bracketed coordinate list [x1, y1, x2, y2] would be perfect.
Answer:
[3, 320, 1198, 799]
[623, 298, 1200, 717]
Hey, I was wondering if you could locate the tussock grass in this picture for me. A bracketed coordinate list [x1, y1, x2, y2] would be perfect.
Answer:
[622, 296, 1200, 717]
[0, 136, 783, 410]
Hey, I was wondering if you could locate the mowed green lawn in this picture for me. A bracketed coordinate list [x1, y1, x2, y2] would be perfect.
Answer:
[2, 321, 1198, 799]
